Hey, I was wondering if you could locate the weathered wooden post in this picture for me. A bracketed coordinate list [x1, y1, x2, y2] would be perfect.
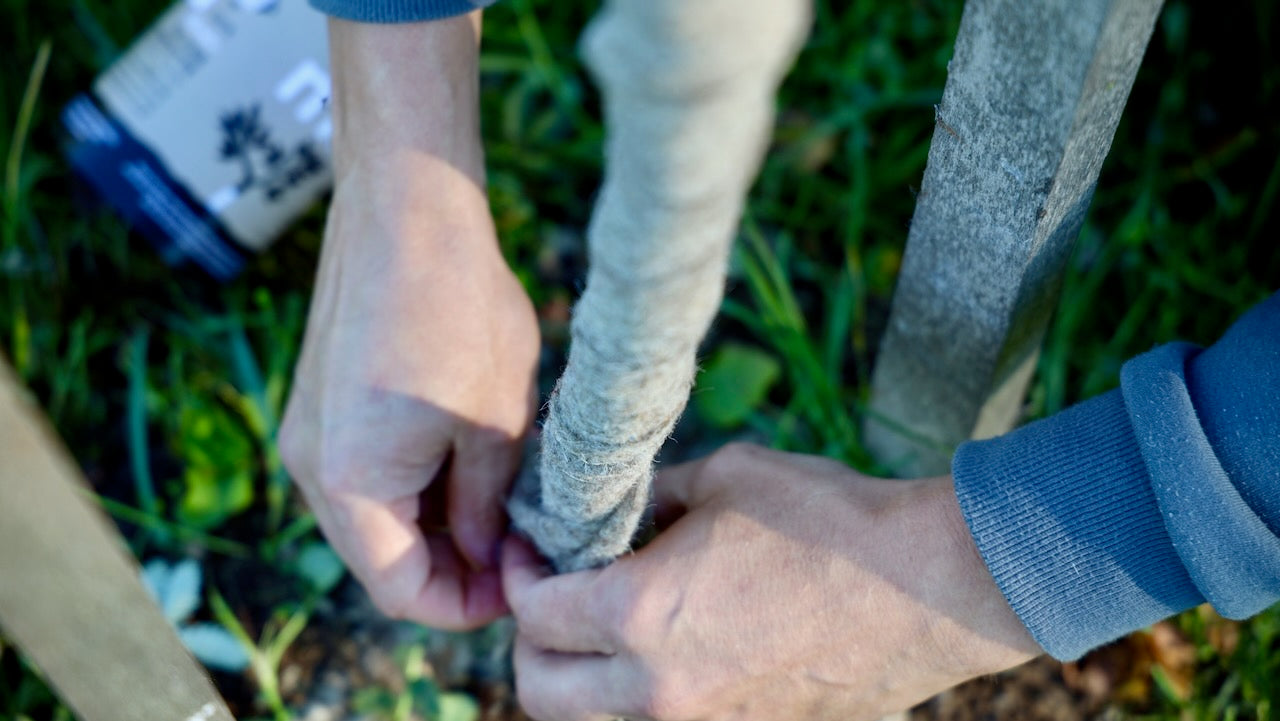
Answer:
[864, 0, 1165, 477]
[0, 359, 236, 721]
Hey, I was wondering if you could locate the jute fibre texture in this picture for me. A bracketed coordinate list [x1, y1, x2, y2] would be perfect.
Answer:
[508, 0, 812, 572]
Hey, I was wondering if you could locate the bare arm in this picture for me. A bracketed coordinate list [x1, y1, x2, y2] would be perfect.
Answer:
[328, 13, 485, 190]
[281, 12, 539, 629]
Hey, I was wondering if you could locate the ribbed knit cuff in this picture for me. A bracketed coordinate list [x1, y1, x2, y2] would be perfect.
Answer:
[1121, 342, 1280, 620]
[953, 390, 1204, 661]
[309, 0, 497, 23]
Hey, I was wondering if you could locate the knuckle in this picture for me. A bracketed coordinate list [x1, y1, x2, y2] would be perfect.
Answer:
[314, 465, 354, 496]
[515, 681, 555, 721]
[610, 576, 677, 653]
[367, 587, 410, 620]
[278, 417, 369, 497]
[703, 442, 785, 495]
[636, 672, 696, 721]
[706, 441, 755, 474]
[506, 588, 533, 624]
[609, 586, 651, 648]
[278, 419, 359, 497]
[311, 446, 365, 497]
[613, 608, 645, 649]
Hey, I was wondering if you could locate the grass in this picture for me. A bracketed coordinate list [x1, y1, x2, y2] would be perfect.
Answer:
[1, 0, 1278, 719]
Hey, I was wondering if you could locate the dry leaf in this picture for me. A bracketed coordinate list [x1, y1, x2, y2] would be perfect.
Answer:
[1148, 621, 1196, 701]
[1062, 633, 1154, 708]
[1199, 604, 1241, 657]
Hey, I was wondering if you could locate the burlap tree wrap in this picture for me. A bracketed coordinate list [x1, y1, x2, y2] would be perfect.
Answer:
[508, 0, 812, 572]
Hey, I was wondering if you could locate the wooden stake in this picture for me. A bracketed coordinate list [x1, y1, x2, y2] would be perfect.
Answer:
[0, 358, 235, 721]
[865, 0, 1164, 476]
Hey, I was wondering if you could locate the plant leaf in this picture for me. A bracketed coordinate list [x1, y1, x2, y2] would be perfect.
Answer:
[163, 558, 203, 624]
[438, 692, 480, 721]
[411, 677, 441, 719]
[694, 344, 781, 429]
[294, 541, 345, 595]
[351, 688, 396, 716]
[174, 397, 256, 529]
[140, 559, 173, 619]
[179, 623, 250, 672]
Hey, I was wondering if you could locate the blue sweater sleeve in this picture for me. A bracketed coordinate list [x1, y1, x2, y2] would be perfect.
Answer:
[309, 0, 496, 23]
[953, 290, 1280, 661]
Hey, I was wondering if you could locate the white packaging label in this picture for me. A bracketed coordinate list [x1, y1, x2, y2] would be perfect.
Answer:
[90, 0, 332, 255]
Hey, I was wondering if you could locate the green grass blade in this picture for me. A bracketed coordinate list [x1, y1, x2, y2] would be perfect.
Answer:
[4, 39, 51, 234]
[125, 326, 166, 544]
[85, 491, 251, 558]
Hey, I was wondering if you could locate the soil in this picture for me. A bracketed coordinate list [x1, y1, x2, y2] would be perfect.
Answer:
[912, 656, 1118, 721]
[241, 574, 1154, 721]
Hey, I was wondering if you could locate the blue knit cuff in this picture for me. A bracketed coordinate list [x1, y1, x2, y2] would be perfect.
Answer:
[953, 389, 1204, 661]
[1121, 342, 1280, 620]
[310, 0, 497, 23]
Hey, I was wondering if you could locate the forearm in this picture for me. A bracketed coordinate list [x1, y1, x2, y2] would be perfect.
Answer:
[322, 11, 505, 284]
[328, 13, 486, 206]
[282, 11, 539, 629]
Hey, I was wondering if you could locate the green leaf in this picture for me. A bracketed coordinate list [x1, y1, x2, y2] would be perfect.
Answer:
[351, 688, 397, 718]
[159, 558, 203, 624]
[437, 693, 480, 721]
[294, 541, 345, 596]
[694, 344, 781, 429]
[410, 676, 441, 719]
[174, 398, 256, 529]
[179, 623, 251, 672]
[125, 326, 163, 538]
[179, 464, 254, 530]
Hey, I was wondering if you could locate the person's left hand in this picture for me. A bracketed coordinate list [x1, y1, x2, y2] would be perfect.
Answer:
[501, 443, 1042, 721]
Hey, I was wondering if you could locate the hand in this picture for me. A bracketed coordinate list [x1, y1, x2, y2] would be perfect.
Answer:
[502, 443, 1041, 720]
[279, 13, 539, 630]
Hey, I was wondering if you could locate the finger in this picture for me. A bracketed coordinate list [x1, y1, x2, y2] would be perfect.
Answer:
[501, 536, 619, 654]
[512, 634, 626, 721]
[294, 477, 389, 596]
[651, 453, 722, 522]
[298, 477, 413, 607]
[409, 535, 509, 625]
[293, 478, 363, 584]
[449, 429, 525, 568]
[653, 444, 780, 522]
[326, 492, 506, 629]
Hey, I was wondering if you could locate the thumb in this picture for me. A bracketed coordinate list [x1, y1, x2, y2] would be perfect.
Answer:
[448, 429, 525, 568]
[651, 453, 718, 526]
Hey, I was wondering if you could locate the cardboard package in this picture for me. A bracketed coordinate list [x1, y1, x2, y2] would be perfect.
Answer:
[63, 0, 332, 279]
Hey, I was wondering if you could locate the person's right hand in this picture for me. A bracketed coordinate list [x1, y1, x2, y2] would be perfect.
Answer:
[279, 13, 539, 630]
[501, 444, 1040, 721]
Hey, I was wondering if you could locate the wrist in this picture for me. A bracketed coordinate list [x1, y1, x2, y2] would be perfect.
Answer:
[327, 12, 486, 184]
[323, 11, 500, 265]
[919, 477, 1042, 678]
[322, 172, 506, 287]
